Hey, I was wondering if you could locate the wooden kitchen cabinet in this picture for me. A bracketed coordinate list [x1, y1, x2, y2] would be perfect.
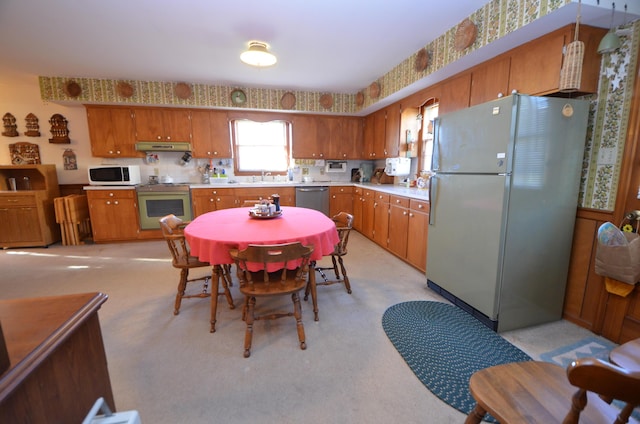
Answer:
[87, 189, 140, 242]
[235, 187, 295, 208]
[190, 109, 232, 158]
[360, 189, 375, 238]
[86, 105, 140, 157]
[438, 73, 471, 116]
[329, 186, 353, 217]
[0, 165, 60, 248]
[470, 56, 511, 107]
[292, 115, 325, 159]
[372, 191, 390, 247]
[406, 198, 429, 272]
[134, 107, 191, 142]
[384, 103, 401, 158]
[388, 195, 410, 258]
[363, 108, 386, 159]
[336, 117, 363, 160]
[191, 188, 236, 217]
[352, 187, 364, 231]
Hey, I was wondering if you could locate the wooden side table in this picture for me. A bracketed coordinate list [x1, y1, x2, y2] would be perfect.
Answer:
[0, 292, 114, 423]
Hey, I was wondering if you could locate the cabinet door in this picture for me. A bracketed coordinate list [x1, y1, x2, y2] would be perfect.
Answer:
[87, 191, 139, 242]
[470, 57, 511, 107]
[190, 110, 232, 158]
[292, 115, 321, 159]
[384, 103, 401, 158]
[372, 192, 390, 247]
[361, 190, 375, 239]
[87, 106, 138, 157]
[162, 109, 191, 142]
[337, 117, 363, 160]
[191, 189, 218, 217]
[0, 206, 41, 244]
[318, 116, 340, 159]
[329, 186, 353, 217]
[352, 188, 363, 231]
[407, 199, 429, 272]
[508, 30, 565, 95]
[372, 109, 386, 159]
[439, 73, 471, 116]
[134, 108, 165, 141]
[388, 196, 409, 258]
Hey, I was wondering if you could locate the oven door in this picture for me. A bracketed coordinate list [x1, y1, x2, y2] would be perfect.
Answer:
[137, 192, 192, 230]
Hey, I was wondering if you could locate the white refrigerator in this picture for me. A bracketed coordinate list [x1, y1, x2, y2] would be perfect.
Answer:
[426, 94, 589, 332]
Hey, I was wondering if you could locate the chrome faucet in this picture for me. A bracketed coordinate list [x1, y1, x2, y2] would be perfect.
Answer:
[261, 171, 271, 181]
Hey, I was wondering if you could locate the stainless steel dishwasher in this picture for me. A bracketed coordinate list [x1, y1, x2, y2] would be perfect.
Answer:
[295, 186, 330, 216]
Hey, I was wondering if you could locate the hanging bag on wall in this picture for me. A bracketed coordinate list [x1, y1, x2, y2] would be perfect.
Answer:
[595, 222, 640, 289]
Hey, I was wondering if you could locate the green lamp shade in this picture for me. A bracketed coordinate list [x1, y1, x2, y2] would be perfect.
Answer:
[598, 31, 621, 54]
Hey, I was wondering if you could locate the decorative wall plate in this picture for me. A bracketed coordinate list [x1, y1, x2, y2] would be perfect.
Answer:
[230, 89, 247, 105]
[280, 92, 296, 109]
[9, 142, 41, 165]
[415, 48, 429, 72]
[116, 81, 134, 98]
[24, 113, 40, 137]
[454, 18, 477, 51]
[174, 82, 192, 99]
[369, 82, 381, 99]
[356, 91, 364, 106]
[64, 80, 82, 98]
[319, 93, 333, 109]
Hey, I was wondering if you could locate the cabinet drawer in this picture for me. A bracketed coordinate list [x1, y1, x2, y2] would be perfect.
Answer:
[374, 192, 390, 203]
[0, 195, 37, 207]
[390, 195, 409, 208]
[330, 186, 353, 194]
[87, 190, 135, 200]
[354, 187, 363, 195]
[191, 188, 235, 196]
[410, 199, 429, 212]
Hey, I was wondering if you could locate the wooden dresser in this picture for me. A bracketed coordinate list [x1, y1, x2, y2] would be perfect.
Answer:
[0, 292, 114, 423]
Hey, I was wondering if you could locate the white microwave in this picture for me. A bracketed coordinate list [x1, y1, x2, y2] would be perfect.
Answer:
[88, 165, 141, 185]
[325, 161, 347, 173]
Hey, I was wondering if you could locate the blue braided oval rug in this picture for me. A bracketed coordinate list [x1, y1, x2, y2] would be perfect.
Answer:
[382, 301, 531, 422]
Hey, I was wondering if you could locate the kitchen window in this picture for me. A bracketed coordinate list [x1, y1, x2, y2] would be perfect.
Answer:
[231, 119, 291, 175]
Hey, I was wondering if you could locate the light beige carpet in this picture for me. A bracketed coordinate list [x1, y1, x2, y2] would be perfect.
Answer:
[0, 232, 598, 423]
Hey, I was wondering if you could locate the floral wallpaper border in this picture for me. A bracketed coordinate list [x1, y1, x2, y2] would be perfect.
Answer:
[580, 20, 639, 211]
[39, 0, 571, 113]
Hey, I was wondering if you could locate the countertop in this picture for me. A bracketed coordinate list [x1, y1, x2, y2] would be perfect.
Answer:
[84, 181, 430, 201]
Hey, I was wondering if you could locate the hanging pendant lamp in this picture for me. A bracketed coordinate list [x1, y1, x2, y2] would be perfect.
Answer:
[598, 2, 621, 54]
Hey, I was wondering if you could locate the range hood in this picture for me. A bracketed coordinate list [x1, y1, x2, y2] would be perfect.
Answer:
[135, 142, 192, 152]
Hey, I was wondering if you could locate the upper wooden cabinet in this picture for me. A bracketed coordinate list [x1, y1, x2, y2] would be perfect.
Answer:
[292, 115, 364, 159]
[363, 108, 386, 159]
[508, 24, 606, 96]
[384, 103, 401, 158]
[335, 117, 363, 160]
[292, 115, 324, 159]
[190, 109, 232, 158]
[438, 73, 471, 116]
[86, 106, 140, 158]
[134, 108, 191, 142]
[470, 56, 511, 107]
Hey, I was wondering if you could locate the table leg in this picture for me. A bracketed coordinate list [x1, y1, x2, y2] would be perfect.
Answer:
[308, 261, 319, 321]
[211, 265, 236, 333]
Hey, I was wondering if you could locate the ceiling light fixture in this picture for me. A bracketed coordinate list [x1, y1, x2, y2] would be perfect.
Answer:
[598, 2, 621, 54]
[240, 41, 277, 67]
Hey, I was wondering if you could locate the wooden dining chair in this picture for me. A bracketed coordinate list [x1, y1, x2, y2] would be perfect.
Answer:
[228, 242, 314, 358]
[465, 351, 640, 424]
[159, 214, 234, 318]
[305, 212, 354, 299]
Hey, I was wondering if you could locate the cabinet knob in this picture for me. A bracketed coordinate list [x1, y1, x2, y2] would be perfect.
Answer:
[109, 192, 114, 197]
[418, 204, 423, 209]
[209, 198, 214, 202]
[396, 199, 400, 203]
[409, 213, 414, 217]
[156, 136, 162, 140]
[114, 200, 119, 205]
[106, 201, 111, 205]
[166, 136, 171, 141]
[332, 195, 336, 199]
[403, 211, 407, 215]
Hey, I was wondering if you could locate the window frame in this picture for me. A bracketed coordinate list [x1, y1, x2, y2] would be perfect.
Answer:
[229, 112, 292, 177]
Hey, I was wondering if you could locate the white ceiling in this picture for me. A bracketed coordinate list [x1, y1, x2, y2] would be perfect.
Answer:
[0, 0, 636, 103]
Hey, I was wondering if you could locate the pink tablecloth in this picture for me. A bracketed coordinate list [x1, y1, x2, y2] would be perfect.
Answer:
[185, 207, 339, 267]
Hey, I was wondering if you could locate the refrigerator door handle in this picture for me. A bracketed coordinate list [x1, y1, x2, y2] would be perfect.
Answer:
[431, 119, 440, 171]
[428, 174, 437, 226]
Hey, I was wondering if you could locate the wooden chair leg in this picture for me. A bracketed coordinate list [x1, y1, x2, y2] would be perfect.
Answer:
[464, 405, 487, 424]
[338, 256, 351, 294]
[174, 269, 189, 315]
[307, 262, 319, 321]
[292, 292, 306, 350]
[331, 255, 340, 279]
[218, 265, 235, 309]
[244, 296, 256, 358]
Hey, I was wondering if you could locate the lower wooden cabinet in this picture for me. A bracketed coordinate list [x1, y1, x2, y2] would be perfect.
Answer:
[329, 186, 353, 217]
[355, 188, 429, 272]
[86, 190, 140, 242]
[191, 188, 236, 217]
[0, 195, 43, 246]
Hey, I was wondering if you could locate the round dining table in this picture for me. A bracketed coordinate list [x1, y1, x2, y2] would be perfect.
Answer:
[185, 206, 339, 330]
